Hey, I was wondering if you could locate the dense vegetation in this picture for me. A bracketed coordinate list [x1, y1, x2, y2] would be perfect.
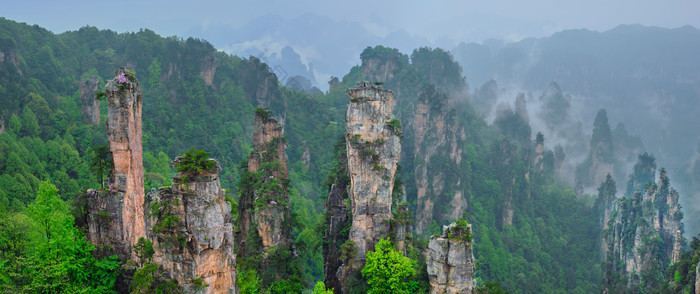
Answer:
[0, 18, 695, 293]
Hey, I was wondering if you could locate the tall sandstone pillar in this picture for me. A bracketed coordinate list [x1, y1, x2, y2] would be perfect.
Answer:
[339, 81, 401, 290]
[87, 67, 145, 261]
[236, 109, 299, 290]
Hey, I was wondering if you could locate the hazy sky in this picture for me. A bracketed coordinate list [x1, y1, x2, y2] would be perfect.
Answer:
[3, 0, 699, 44]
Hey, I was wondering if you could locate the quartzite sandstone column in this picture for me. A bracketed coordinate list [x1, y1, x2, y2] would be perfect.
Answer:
[339, 81, 401, 288]
[87, 67, 145, 261]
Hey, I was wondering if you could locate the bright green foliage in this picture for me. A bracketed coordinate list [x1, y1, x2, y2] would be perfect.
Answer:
[176, 147, 215, 178]
[0, 181, 120, 293]
[237, 269, 261, 294]
[312, 281, 334, 294]
[88, 144, 113, 188]
[133, 237, 155, 264]
[447, 217, 473, 243]
[130, 237, 181, 294]
[362, 238, 416, 294]
[651, 234, 700, 293]
[143, 151, 173, 191]
[130, 263, 180, 294]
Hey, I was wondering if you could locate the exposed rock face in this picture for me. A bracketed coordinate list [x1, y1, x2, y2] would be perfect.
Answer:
[427, 222, 476, 294]
[412, 85, 468, 233]
[594, 174, 617, 260]
[200, 54, 217, 87]
[87, 67, 145, 261]
[533, 133, 545, 173]
[323, 142, 351, 293]
[80, 76, 100, 125]
[0, 47, 22, 75]
[578, 109, 615, 187]
[247, 110, 288, 178]
[236, 109, 298, 289]
[145, 159, 237, 294]
[241, 110, 290, 250]
[602, 162, 683, 292]
[339, 81, 401, 287]
[491, 139, 520, 226]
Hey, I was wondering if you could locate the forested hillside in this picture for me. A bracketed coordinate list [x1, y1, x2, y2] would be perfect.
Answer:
[0, 18, 693, 293]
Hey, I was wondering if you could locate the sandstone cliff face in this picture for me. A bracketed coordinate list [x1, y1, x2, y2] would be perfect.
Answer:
[80, 76, 100, 125]
[595, 174, 617, 259]
[491, 139, 520, 226]
[236, 109, 298, 289]
[339, 81, 401, 285]
[146, 159, 237, 294]
[200, 54, 217, 87]
[87, 67, 145, 261]
[533, 133, 545, 173]
[603, 166, 683, 292]
[427, 222, 476, 294]
[241, 110, 290, 251]
[411, 85, 468, 233]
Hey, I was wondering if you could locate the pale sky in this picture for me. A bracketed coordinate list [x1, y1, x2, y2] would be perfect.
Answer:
[3, 0, 699, 44]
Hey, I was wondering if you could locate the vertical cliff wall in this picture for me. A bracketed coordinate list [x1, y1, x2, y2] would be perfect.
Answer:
[87, 67, 145, 261]
[339, 81, 402, 288]
[426, 221, 476, 294]
[411, 85, 468, 233]
[145, 158, 237, 294]
[322, 141, 351, 293]
[80, 76, 100, 125]
[595, 174, 617, 259]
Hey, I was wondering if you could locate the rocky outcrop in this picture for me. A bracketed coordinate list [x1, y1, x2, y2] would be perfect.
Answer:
[236, 108, 298, 289]
[200, 54, 216, 87]
[577, 109, 615, 187]
[594, 174, 617, 259]
[533, 132, 545, 173]
[323, 142, 351, 294]
[80, 76, 100, 125]
[240, 109, 290, 251]
[602, 158, 683, 292]
[490, 139, 520, 226]
[338, 81, 401, 288]
[87, 67, 145, 262]
[412, 85, 468, 233]
[427, 222, 476, 294]
[145, 158, 236, 294]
